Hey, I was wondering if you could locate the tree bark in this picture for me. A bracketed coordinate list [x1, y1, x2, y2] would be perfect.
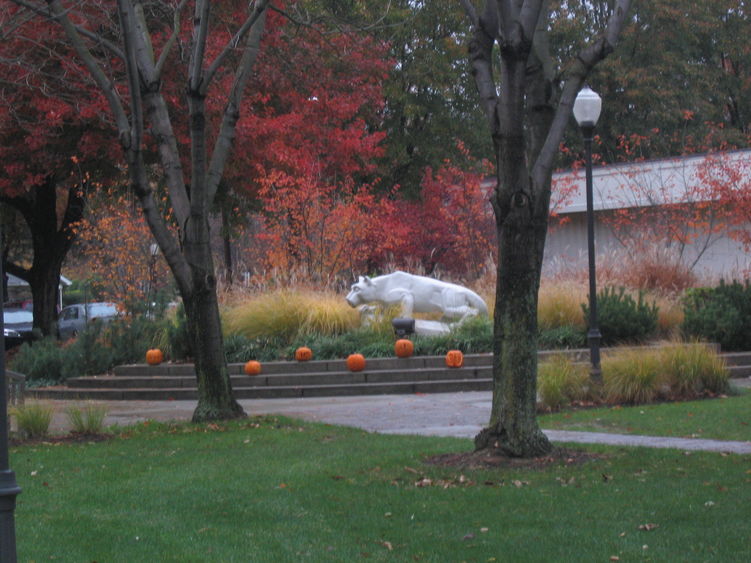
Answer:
[1, 177, 85, 337]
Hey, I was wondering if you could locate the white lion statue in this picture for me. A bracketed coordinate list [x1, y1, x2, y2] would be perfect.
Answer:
[345, 271, 488, 325]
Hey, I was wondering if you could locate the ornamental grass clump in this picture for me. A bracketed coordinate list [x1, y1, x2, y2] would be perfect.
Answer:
[538, 282, 587, 331]
[657, 342, 729, 398]
[602, 348, 663, 405]
[65, 404, 109, 435]
[12, 404, 54, 440]
[537, 355, 589, 411]
[223, 290, 359, 343]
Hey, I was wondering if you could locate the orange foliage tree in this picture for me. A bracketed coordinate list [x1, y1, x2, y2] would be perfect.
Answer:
[71, 188, 173, 311]
[254, 171, 404, 284]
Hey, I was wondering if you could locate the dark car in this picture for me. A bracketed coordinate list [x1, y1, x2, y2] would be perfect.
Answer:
[3, 308, 38, 350]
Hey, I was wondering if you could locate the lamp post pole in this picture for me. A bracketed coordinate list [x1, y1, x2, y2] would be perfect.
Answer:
[0, 222, 21, 562]
[574, 86, 603, 385]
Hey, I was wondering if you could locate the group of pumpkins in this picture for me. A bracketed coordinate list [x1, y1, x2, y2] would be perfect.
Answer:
[145, 342, 465, 376]
[242, 340, 465, 376]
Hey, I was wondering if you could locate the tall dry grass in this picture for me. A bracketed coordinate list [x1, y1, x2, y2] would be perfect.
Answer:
[601, 341, 729, 404]
[222, 290, 359, 342]
[538, 281, 587, 330]
[537, 354, 589, 411]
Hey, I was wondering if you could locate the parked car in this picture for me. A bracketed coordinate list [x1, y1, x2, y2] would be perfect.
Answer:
[3, 308, 38, 349]
[57, 302, 120, 340]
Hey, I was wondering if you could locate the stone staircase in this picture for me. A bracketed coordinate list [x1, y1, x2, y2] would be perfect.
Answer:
[27, 348, 751, 401]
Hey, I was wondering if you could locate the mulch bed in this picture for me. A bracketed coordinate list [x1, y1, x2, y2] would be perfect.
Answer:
[10, 432, 112, 447]
[425, 447, 606, 470]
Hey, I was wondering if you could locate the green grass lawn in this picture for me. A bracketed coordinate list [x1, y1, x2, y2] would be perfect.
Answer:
[10, 412, 751, 562]
[540, 388, 751, 442]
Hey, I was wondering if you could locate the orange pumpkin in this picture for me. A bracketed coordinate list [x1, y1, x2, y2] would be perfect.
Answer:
[244, 360, 262, 376]
[445, 349, 464, 368]
[394, 339, 414, 358]
[295, 346, 313, 362]
[146, 348, 163, 366]
[346, 353, 366, 372]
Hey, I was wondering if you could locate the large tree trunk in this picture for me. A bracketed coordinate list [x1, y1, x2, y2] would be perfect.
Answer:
[183, 272, 244, 422]
[462, 0, 632, 458]
[2, 178, 84, 336]
[474, 178, 552, 456]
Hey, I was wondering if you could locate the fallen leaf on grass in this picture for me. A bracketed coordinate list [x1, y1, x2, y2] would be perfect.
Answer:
[380, 541, 393, 551]
[638, 523, 659, 531]
[404, 466, 419, 474]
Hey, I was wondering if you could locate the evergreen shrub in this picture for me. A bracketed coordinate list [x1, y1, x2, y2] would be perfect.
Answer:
[682, 280, 751, 351]
[538, 325, 586, 350]
[583, 287, 658, 345]
[10, 338, 65, 383]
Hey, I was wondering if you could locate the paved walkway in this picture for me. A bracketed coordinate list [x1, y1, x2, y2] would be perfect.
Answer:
[26, 377, 751, 454]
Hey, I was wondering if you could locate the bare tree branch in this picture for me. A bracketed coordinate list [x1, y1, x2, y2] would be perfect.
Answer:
[204, 0, 270, 89]
[531, 0, 632, 189]
[208, 3, 269, 203]
[155, 0, 189, 77]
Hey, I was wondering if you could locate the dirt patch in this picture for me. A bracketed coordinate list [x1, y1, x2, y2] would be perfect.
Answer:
[10, 432, 113, 447]
[425, 447, 605, 470]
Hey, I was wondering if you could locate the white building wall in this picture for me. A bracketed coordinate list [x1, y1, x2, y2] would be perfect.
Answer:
[545, 150, 751, 281]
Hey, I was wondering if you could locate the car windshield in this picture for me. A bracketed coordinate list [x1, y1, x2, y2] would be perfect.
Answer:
[4, 310, 33, 324]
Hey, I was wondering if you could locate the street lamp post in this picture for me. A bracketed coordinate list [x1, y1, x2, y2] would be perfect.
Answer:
[574, 86, 603, 385]
[0, 222, 21, 562]
[147, 243, 159, 318]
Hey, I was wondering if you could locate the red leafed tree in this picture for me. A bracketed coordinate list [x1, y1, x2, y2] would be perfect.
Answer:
[6, 0, 279, 421]
[398, 148, 496, 279]
[0, 6, 119, 336]
[226, 13, 392, 282]
[256, 173, 402, 283]
[695, 149, 751, 255]
[592, 127, 743, 287]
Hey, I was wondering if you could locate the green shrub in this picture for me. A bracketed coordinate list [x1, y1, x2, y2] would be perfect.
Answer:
[66, 404, 109, 434]
[60, 323, 114, 380]
[224, 333, 288, 362]
[290, 329, 393, 360]
[10, 338, 65, 383]
[583, 287, 658, 345]
[538, 325, 586, 350]
[682, 280, 751, 351]
[12, 404, 53, 439]
[537, 355, 589, 411]
[451, 316, 493, 353]
[106, 317, 164, 366]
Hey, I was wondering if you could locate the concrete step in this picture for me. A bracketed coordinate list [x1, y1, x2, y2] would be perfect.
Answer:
[66, 365, 492, 390]
[29, 377, 493, 401]
[112, 353, 498, 377]
[27, 345, 750, 401]
[720, 351, 751, 367]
